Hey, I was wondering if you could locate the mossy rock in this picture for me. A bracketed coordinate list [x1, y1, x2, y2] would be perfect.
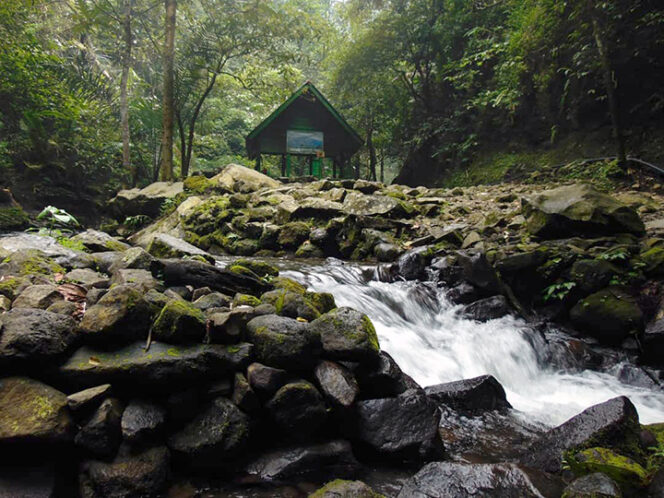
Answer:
[229, 238, 260, 256]
[309, 307, 380, 361]
[182, 196, 232, 236]
[1, 250, 65, 279]
[152, 299, 206, 343]
[227, 264, 260, 280]
[640, 247, 664, 277]
[272, 276, 307, 295]
[0, 207, 29, 231]
[566, 447, 649, 490]
[0, 275, 28, 300]
[305, 291, 336, 314]
[278, 222, 310, 250]
[643, 423, 664, 446]
[233, 293, 261, 307]
[183, 175, 215, 194]
[261, 289, 320, 321]
[309, 479, 385, 498]
[233, 259, 279, 277]
[295, 241, 325, 258]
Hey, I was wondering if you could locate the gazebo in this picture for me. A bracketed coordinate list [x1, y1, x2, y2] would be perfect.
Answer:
[245, 82, 363, 178]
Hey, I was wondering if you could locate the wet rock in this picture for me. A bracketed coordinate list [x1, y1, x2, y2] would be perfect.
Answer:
[152, 299, 206, 343]
[80, 445, 170, 498]
[12, 284, 63, 309]
[374, 242, 400, 262]
[246, 362, 292, 399]
[121, 400, 166, 444]
[425, 375, 512, 412]
[570, 288, 643, 344]
[397, 462, 563, 498]
[354, 389, 443, 461]
[309, 479, 383, 498]
[296, 240, 325, 258]
[231, 372, 259, 412]
[59, 341, 252, 390]
[393, 246, 433, 281]
[0, 308, 77, 365]
[245, 440, 359, 482]
[79, 285, 152, 344]
[354, 351, 420, 398]
[521, 396, 641, 473]
[206, 306, 259, 344]
[110, 268, 162, 292]
[446, 282, 482, 305]
[562, 472, 622, 498]
[246, 314, 321, 369]
[643, 317, 664, 364]
[67, 384, 112, 415]
[309, 307, 380, 362]
[109, 180, 183, 219]
[75, 398, 123, 458]
[522, 184, 645, 238]
[71, 230, 130, 253]
[65, 268, 109, 289]
[266, 381, 327, 438]
[569, 259, 616, 295]
[456, 251, 502, 295]
[278, 221, 311, 250]
[146, 233, 214, 263]
[168, 397, 250, 468]
[314, 360, 360, 409]
[460, 295, 511, 321]
[261, 289, 321, 321]
[192, 291, 231, 311]
[568, 447, 648, 489]
[0, 377, 73, 444]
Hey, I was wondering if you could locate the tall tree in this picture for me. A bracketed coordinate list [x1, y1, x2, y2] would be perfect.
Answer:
[120, 0, 134, 182]
[159, 0, 176, 181]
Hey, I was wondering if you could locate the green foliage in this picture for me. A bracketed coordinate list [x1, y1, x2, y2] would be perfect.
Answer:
[123, 215, 152, 229]
[542, 281, 576, 302]
[36, 206, 80, 230]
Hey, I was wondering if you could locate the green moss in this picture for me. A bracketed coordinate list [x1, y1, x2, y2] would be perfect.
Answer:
[0, 276, 26, 300]
[384, 190, 406, 201]
[640, 247, 664, 276]
[152, 299, 206, 342]
[104, 239, 129, 252]
[233, 293, 261, 307]
[0, 207, 30, 230]
[234, 259, 279, 277]
[277, 221, 310, 250]
[361, 315, 380, 351]
[183, 175, 215, 194]
[272, 276, 307, 295]
[566, 447, 650, 490]
[2, 250, 65, 278]
[644, 423, 664, 446]
[306, 291, 336, 314]
[227, 264, 260, 279]
[55, 236, 88, 252]
[309, 480, 385, 498]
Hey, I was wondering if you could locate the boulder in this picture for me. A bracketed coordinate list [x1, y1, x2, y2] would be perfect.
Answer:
[570, 288, 643, 344]
[246, 314, 321, 369]
[59, 341, 252, 390]
[261, 289, 321, 321]
[67, 384, 112, 415]
[397, 462, 563, 498]
[309, 480, 383, 498]
[293, 198, 344, 219]
[151, 299, 206, 343]
[266, 381, 327, 438]
[354, 389, 443, 461]
[425, 375, 512, 412]
[109, 181, 183, 219]
[65, 268, 109, 289]
[79, 285, 152, 344]
[314, 360, 360, 409]
[0, 308, 77, 365]
[121, 400, 167, 444]
[75, 398, 123, 458]
[168, 397, 250, 468]
[456, 251, 502, 295]
[193, 291, 231, 311]
[108, 247, 157, 273]
[231, 372, 259, 412]
[521, 396, 641, 473]
[109, 268, 162, 292]
[12, 284, 63, 310]
[569, 259, 616, 295]
[648, 467, 664, 498]
[374, 243, 400, 262]
[80, 445, 170, 498]
[562, 472, 622, 498]
[522, 184, 645, 238]
[567, 447, 649, 490]
[642, 316, 664, 364]
[343, 192, 401, 217]
[446, 282, 482, 305]
[0, 249, 65, 279]
[392, 246, 433, 281]
[206, 306, 258, 344]
[460, 295, 511, 321]
[245, 440, 359, 482]
[0, 188, 29, 231]
[309, 307, 380, 362]
[0, 377, 73, 444]
[246, 362, 292, 399]
[212, 163, 280, 192]
[278, 221, 311, 250]
[354, 351, 420, 399]
[71, 230, 130, 252]
[145, 233, 214, 263]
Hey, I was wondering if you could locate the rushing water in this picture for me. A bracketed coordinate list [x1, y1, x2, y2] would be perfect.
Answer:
[275, 258, 664, 427]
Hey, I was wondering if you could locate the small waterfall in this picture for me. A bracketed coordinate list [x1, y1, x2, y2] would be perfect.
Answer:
[281, 259, 664, 427]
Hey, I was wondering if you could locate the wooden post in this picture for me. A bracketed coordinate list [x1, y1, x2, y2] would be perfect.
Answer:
[354, 157, 360, 179]
[255, 154, 262, 171]
[281, 154, 286, 177]
[332, 158, 337, 178]
[308, 156, 313, 176]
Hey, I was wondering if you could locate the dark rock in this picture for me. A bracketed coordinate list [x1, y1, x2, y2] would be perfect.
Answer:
[643, 317, 664, 365]
[193, 291, 231, 311]
[648, 467, 664, 497]
[397, 462, 563, 498]
[67, 384, 113, 415]
[374, 243, 400, 262]
[425, 375, 512, 412]
[354, 351, 420, 399]
[85, 288, 107, 306]
[191, 286, 212, 301]
[521, 396, 641, 473]
[446, 282, 482, 305]
[246, 314, 321, 369]
[62, 269, 108, 290]
[0, 308, 77, 365]
[109, 269, 162, 293]
[206, 307, 258, 344]
[354, 389, 443, 461]
[166, 388, 200, 424]
[107, 247, 157, 274]
[309, 479, 383, 498]
[429, 256, 463, 286]
[59, 341, 252, 390]
[569, 259, 616, 295]
[232, 372, 259, 412]
[80, 445, 170, 498]
[75, 398, 123, 458]
[456, 251, 502, 295]
[0, 377, 73, 444]
[109, 180, 183, 218]
[71, 229, 130, 253]
[460, 295, 511, 321]
[121, 400, 166, 444]
[266, 381, 327, 439]
[393, 246, 432, 281]
[314, 360, 360, 409]
[146, 233, 214, 263]
[561, 472, 622, 498]
[261, 289, 321, 321]
[246, 362, 292, 399]
[12, 284, 62, 310]
[0, 464, 56, 498]
[245, 440, 359, 482]
[309, 307, 380, 362]
[164, 286, 191, 300]
[168, 397, 250, 468]
[152, 299, 206, 343]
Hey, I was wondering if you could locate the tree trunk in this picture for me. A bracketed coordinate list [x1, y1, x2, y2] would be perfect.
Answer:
[159, 0, 176, 181]
[120, 0, 133, 184]
[181, 72, 218, 177]
[590, 9, 626, 167]
[380, 151, 384, 183]
[367, 125, 377, 181]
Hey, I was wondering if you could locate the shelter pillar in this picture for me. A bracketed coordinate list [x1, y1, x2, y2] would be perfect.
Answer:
[281, 154, 287, 177]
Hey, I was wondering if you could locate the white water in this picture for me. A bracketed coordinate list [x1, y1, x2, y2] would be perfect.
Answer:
[282, 259, 664, 427]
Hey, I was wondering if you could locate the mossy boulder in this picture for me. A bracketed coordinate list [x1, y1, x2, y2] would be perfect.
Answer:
[12, 284, 63, 309]
[0, 377, 73, 443]
[0, 249, 65, 279]
[296, 241, 325, 258]
[278, 222, 310, 250]
[71, 229, 130, 252]
[0, 207, 30, 231]
[561, 472, 622, 498]
[183, 175, 215, 194]
[152, 299, 206, 343]
[272, 276, 307, 295]
[0, 275, 28, 300]
[567, 447, 649, 490]
[640, 247, 664, 277]
[232, 293, 261, 307]
[309, 480, 384, 498]
[569, 259, 617, 295]
[232, 259, 279, 277]
[261, 289, 320, 321]
[146, 233, 214, 263]
[309, 307, 380, 362]
[570, 288, 643, 344]
[266, 381, 327, 439]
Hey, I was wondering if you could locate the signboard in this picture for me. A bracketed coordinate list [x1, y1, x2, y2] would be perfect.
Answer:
[287, 130, 324, 155]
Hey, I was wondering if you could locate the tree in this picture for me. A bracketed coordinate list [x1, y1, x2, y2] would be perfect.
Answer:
[159, 0, 176, 181]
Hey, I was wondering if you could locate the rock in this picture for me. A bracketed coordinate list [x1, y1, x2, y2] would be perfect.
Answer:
[309, 480, 383, 498]
[152, 299, 206, 343]
[231, 372, 259, 412]
[12, 284, 63, 309]
[309, 307, 380, 362]
[109, 268, 162, 292]
[79, 285, 152, 344]
[0, 308, 77, 365]
[570, 288, 643, 344]
[109, 181, 183, 219]
[45, 299, 79, 316]
[314, 360, 360, 409]
[246, 362, 292, 399]
[568, 447, 648, 490]
[446, 282, 482, 305]
[266, 381, 327, 438]
[206, 307, 258, 344]
[71, 230, 130, 252]
[0, 464, 56, 498]
[246, 314, 321, 369]
[168, 397, 250, 468]
[296, 240, 325, 258]
[261, 289, 321, 321]
[354, 179, 381, 194]
[425, 375, 512, 412]
[460, 295, 511, 321]
[59, 341, 252, 390]
[374, 243, 400, 262]
[0, 249, 65, 279]
[0, 377, 73, 444]
[521, 396, 641, 473]
[522, 184, 645, 238]
[193, 291, 231, 311]
[354, 389, 443, 461]
[643, 316, 664, 364]
[108, 247, 157, 273]
[354, 351, 420, 398]
[641, 247, 664, 277]
[648, 467, 664, 497]
[397, 462, 563, 498]
[75, 398, 123, 458]
[65, 268, 109, 289]
[146, 233, 214, 263]
[80, 445, 170, 498]
[343, 192, 401, 217]
[456, 251, 502, 295]
[461, 231, 482, 249]
[246, 440, 359, 482]
[393, 246, 433, 281]
[562, 472, 622, 498]
[294, 198, 344, 219]
[569, 259, 616, 295]
[0, 188, 29, 231]
[278, 221, 311, 250]
[121, 400, 166, 444]
[67, 384, 112, 415]
[212, 163, 280, 192]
